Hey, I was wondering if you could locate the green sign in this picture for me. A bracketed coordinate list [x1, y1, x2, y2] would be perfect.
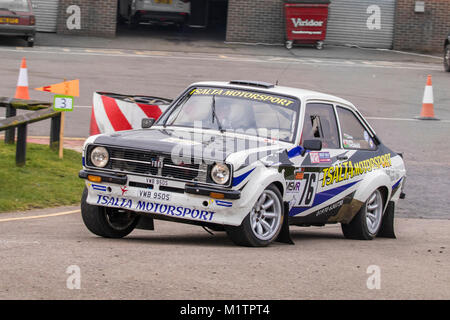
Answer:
[53, 95, 74, 111]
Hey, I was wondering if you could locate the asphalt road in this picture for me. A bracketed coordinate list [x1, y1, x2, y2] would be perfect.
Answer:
[0, 207, 449, 300]
[0, 40, 449, 300]
[1, 43, 449, 219]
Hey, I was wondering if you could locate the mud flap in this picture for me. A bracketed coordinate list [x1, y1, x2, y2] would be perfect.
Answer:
[276, 203, 294, 244]
[136, 215, 155, 231]
[378, 201, 396, 238]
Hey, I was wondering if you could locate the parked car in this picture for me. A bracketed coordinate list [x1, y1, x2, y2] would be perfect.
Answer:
[0, 0, 35, 47]
[79, 80, 406, 247]
[118, 0, 190, 28]
[445, 32, 450, 72]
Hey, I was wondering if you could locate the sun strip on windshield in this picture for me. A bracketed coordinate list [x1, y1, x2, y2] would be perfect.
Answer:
[190, 87, 297, 109]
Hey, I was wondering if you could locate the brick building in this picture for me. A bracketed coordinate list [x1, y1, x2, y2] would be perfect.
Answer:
[393, 0, 450, 52]
[31, 0, 450, 52]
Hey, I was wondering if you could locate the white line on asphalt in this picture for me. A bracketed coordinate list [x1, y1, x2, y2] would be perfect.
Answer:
[366, 116, 450, 123]
[0, 47, 442, 71]
[0, 209, 80, 223]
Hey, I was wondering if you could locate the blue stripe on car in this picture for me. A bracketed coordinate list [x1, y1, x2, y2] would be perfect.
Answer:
[289, 180, 361, 216]
[92, 184, 107, 191]
[287, 146, 303, 158]
[392, 177, 402, 190]
[232, 168, 255, 187]
[216, 200, 233, 207]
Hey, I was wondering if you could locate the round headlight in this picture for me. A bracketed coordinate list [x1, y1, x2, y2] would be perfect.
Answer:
[90, 146, 109, 168]
[211, 163, 230, 185]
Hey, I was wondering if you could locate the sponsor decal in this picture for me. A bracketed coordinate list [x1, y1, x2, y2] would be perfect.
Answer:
[120, 186, 128, 195]
[286, 172, 318, 208]
[191, 88, 296, 108]
[295, 169, 304, 180]
[310, 151, 331, 164]
[315, 199, 344, 217]
[291, 18, 324, 27]
[91, 184, 106, 192]
[95, 195, 215, 221]
[322, 153, 392, 187]
[364, 131, 370, 142]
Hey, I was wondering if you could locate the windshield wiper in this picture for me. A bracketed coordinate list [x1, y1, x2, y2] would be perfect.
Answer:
[211, 95, 224, 133]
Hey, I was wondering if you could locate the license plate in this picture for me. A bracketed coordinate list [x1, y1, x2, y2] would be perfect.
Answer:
[154, 0, 172, 4]
[0, 17, 19, 24]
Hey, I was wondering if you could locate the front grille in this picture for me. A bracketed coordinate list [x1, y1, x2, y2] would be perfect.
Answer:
[103, 147, 208, 183]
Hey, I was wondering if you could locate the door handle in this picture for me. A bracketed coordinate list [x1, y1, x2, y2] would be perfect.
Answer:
[337, 155, 348, 161]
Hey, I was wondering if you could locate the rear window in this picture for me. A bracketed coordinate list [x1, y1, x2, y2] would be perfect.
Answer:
[0, 0, 29, 12]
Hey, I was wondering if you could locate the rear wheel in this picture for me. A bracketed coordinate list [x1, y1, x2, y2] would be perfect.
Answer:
[26, 36, 34, 47]
[81, 188, 140, 238]
[225, 185, 284, 247]
[341, 189, 384, 240]
[444, 44, 450, 72]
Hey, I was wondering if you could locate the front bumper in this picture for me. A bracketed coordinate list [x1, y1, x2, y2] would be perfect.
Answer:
[80, 170, 246, 226]
[0, 25, 35, 36]
[135, 11, 189, 23]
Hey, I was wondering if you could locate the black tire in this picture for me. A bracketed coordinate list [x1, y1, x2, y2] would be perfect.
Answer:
[81, 187, 140, 238]
[444, 44, 450, 72]
[26, 36, 34, 47]
[341, 189, 384, 240]
[225, 184, 284, 247]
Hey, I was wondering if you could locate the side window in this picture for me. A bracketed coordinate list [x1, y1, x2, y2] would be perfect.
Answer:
[336, 106, 376, 150]
[301, 103, 339, 149]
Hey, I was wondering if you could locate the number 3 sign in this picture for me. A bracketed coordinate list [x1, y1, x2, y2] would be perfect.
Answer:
[53, 95, 74, 111]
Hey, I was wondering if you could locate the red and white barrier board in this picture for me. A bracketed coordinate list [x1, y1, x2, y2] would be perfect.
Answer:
[90, 92, 172, 135]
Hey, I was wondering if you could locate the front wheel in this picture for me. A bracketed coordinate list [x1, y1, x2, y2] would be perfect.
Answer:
[81, 188, 140, 238]
[225, 185, 284, 247]
[444, 44, 450, 72]
[26, 36, 34, 47]
[341, 189, 384, 240]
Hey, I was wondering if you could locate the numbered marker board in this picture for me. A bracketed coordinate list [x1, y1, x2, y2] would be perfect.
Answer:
[53, 95, 74, 111]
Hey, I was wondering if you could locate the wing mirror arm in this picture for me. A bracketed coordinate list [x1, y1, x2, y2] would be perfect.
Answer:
[141, 118, 155, 129]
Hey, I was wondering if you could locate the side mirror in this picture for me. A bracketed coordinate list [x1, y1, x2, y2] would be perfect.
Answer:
[302, 140, 322, 156]
[141, 118, 155, 129]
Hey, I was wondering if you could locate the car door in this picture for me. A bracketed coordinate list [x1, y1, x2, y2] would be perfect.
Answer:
[287, 102, 343, 223]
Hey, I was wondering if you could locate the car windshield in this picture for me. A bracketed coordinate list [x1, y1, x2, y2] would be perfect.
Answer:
[0, 0, 29, 11]
[159, 87, 300, 143]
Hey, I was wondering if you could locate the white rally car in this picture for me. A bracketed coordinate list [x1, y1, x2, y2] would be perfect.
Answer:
[79, 81, 406, 247]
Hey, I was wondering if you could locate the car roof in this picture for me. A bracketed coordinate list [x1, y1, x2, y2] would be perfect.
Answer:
[190, 81, 358, 111]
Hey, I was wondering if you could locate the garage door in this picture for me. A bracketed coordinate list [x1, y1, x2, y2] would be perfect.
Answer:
[325, 0, 396, 49]
[32, 0, 60, 32]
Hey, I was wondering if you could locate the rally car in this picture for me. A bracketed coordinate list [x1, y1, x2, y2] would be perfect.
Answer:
[79, 80, 406, 247]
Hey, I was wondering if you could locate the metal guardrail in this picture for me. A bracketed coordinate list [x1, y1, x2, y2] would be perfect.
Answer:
[0, 97, 62, 166]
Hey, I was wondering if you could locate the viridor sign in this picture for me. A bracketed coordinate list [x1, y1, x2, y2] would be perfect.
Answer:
[291, 18, 324, 27]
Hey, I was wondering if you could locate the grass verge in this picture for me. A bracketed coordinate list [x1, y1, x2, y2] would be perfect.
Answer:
[0, 143, 84, 212]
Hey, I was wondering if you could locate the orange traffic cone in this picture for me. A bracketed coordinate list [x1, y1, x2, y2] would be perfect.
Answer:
[417, 75, 438, 120]
[15, 58, 30, 100]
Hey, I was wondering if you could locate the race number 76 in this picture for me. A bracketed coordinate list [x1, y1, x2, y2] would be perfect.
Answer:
[298, 173, 318, 207]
